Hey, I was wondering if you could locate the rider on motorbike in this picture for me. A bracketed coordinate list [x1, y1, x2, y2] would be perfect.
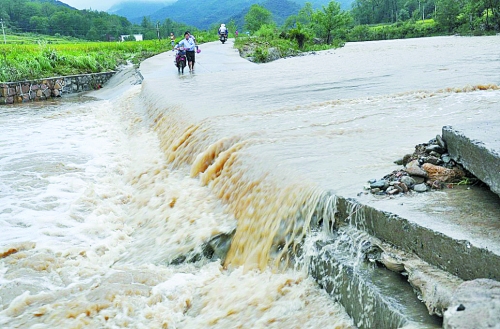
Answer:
[218, 24, 228, 38]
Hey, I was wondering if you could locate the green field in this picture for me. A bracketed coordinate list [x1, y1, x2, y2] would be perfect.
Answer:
[0, 34, 168, 83]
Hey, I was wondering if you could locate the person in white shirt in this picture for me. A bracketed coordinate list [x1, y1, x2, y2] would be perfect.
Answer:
[177, 31, 197, 72]
[218, 24, 228, 37]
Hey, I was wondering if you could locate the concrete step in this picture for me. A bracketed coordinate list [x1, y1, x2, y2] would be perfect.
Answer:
[309, 234, 443, 329]
[442, 122, 500, 198]
[333, 195, 500, 282]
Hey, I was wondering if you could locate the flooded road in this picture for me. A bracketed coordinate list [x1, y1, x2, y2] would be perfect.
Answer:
[1, 35, 500, 328]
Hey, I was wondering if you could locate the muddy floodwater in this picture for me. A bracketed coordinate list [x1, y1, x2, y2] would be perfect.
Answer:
[1, 35, 499, 328]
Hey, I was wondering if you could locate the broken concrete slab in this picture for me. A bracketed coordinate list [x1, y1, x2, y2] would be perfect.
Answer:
[443, 278, 500, 329]
[442, 122, 500, 198]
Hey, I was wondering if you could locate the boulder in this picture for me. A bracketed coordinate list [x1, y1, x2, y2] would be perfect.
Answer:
[422, 163, 465, 183]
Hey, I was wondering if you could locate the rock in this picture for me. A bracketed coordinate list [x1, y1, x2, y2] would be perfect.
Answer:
[400, 176, 416, 187]
[426, 144, 446, 154]
[394, 158, 404, 165]
[267, 47, 281, 61]
[436, 134, 447, 149]
[429, 151, 442, 158]
[425, 156, 442, 165]
[413, 176, 426, 184]
[429, 180, 444, 189]
[443, 279, 500, 329]
[422, 163, 465, 183]
[370, 179, 388, 189]
[405, 160, 429, 178]
[380, 252, 405, 272]
[361, 134, 482, 198]
[413, 183, 428, 192]
[387, 186, 399, 195]
[398, 182, 409, 193]
[442, 154, 452, 164]
[402, 154, 413, 166]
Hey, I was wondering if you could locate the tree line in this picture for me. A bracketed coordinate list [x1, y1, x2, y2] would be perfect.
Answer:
[0, 0, 498, 44]
[0, 0, 192, 42]
[351, 0, 499, 34]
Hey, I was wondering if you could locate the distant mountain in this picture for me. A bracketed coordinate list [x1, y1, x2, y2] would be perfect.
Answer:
[108, 1, 176, 20]
[262, 0, 302, 25]
[145, 0, 256, 28]
[291, 0, 354, 10]
[40, 0, 76, 9]
[113, 0, 355, 29]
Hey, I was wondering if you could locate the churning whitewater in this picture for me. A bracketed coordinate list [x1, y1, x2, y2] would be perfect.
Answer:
[1, 35, 500, 328]
[0, 89, 353, 328]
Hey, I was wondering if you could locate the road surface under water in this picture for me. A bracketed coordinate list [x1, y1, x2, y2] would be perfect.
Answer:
[1, 35, 499, 328]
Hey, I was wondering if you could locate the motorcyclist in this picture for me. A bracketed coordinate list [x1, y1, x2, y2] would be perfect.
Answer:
[218, 24, 228, 38]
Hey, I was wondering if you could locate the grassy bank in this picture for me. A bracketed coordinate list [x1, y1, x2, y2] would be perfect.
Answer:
[233, 20, 446, 63]
[0, 38, 167, 83]
[233, 24, 346, 63]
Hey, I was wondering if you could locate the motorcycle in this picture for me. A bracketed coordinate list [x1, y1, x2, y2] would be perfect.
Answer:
[175, 47, 187, 73]
[219, 33, 227, 44]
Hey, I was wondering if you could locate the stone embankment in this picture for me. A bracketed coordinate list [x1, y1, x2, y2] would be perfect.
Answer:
[0, 72, 116, 104]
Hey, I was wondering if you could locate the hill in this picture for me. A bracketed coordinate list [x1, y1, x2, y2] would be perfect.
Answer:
[121, 0, 355, 29]
[107, 0, 176, 20]
[142, 0, 256, 28]
[38, 0, 76, 9]
[292, 0, 353, 10]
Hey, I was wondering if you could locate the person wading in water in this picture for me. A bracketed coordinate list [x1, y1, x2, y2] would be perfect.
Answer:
[177, 31, 197, 72]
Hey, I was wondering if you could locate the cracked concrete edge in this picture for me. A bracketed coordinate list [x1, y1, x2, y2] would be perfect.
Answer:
[442, 124, 500, 198]
[334, 196, 500, 282]
[355, 232, 464, 317]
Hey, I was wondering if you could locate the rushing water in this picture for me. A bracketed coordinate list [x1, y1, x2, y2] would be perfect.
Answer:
[1, 35, 500, 328]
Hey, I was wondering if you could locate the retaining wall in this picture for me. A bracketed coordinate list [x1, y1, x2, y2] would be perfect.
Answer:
[0, 71, 116, 105]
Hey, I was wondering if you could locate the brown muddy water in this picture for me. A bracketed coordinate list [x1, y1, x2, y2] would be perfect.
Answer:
[1, 35, 499, 328]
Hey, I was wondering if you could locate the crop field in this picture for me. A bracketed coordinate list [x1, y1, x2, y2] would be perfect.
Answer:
[0, 34, 167, 82]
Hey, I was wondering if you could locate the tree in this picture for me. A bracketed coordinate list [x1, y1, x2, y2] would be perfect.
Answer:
[29, 16, 49, 34]
[288, 22, 309, 49]
[86, 26, 100, 40]
[313, 1, 352, 44]
[434, 0, 462, 32]
[298, 2, 314, 25]
[284, 2, 314, 29]
[227, 19, 238, 36]
[245, 4, 273, 33]
[141, 16, 153, 30]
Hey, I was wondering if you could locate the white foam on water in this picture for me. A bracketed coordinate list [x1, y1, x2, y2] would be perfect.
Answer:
[0, 88, 354, 328]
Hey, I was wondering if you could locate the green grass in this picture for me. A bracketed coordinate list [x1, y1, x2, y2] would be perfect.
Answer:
[1, 32, 89, 44]
[0, 35, 169, 82]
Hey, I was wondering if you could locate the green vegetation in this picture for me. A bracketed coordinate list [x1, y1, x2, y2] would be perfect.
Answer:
[0, 39, 166, 82]
[235, 2, 350, 63]
[348, 19, 440, 41]
[0, 0, 193, 42]
[245, 4, 275, 33]
[351, 0, 500, 34]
